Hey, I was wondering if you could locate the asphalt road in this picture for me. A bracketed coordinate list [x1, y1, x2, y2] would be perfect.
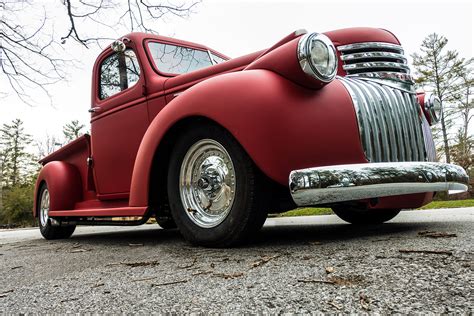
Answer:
[0, 208, 473, 313]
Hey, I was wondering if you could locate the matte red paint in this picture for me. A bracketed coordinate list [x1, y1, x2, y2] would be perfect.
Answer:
[34, 28, 434, 219]
[34, 161, 83, 216]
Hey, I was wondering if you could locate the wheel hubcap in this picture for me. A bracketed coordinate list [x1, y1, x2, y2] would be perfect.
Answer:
[179, 139, 236, 228]
[39, 189, 50, 227]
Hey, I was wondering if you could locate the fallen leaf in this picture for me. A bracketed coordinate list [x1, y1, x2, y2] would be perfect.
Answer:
[297, 279, 335, 285]
[192, 270, 213, 276]
[418, 231, 457, 238]
[251, 254, 281, 268]
[151, 279, 188, 287]
[178, 258, 197, 269]
[122, 260, 160, 267]
[328, 300, 342, 310]
[70, 249, 89, 253]
[0, 290, 14, 295]
[359, 292, 370, 310]
[325, 267, 335, 274]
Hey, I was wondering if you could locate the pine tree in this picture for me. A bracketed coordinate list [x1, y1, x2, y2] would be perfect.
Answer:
[411, 33, 466, 163]
[0, 119, 34, 187]
[450, 61, 474, 172]
[63, 120, 86, 142]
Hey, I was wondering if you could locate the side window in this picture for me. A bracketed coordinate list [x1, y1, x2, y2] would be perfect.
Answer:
[148, 42, 213, 75]
[99, 49, 141, 100]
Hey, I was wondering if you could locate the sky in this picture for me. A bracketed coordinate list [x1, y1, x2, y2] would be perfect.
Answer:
[0, 0, 473, 149]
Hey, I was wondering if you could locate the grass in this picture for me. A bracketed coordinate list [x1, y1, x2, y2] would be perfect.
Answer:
[276, 199, 474, 217]
[418, 199, 474, 210]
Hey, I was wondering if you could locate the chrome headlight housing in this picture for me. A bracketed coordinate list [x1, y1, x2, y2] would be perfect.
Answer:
[424, 92, 442, 124]
[297, 33, 338, 83]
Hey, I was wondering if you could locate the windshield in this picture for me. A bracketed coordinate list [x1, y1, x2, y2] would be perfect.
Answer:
[148, 42, 227, 75]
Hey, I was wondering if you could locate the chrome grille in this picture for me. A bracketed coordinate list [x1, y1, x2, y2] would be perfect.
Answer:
[339, 77, 429, 162]
[338, 42, 413, 83]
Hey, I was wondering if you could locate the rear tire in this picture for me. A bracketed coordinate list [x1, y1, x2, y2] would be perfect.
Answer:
[167, 124, 268, 247]
[155, 215, 177, 229]
[37, 183, 76, 240]
[332, 206, 400, 224]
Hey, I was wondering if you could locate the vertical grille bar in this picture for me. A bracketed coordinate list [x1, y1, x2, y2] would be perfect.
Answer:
[340, 77, 429, 163]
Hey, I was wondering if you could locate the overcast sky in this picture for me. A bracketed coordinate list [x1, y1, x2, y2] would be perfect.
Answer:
[0, 0, 472, 147]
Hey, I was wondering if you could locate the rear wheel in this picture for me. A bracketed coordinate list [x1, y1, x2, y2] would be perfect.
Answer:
[167, 124, 268, 247]
[332, 206, 400, 224]
[37, 184, 76, 239]
[155, 215, 177, 229]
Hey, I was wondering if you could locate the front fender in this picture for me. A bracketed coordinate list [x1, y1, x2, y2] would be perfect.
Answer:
[33, 161, 82, 216]
[129, 69, 366, 207]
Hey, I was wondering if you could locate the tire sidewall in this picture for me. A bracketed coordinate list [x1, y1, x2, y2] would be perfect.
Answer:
[167, 125, 256, 245]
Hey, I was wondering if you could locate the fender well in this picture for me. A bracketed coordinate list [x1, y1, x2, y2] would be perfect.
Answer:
[129, 69, 365, 207]
[33, 161, 83, 217]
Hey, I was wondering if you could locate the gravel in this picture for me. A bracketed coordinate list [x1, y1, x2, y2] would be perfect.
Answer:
[0, 208, 473, 313]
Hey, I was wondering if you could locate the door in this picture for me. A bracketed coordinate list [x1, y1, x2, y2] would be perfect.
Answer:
[90, 48, 149, 198]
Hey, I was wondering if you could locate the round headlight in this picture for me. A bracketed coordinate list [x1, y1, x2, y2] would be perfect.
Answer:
[297, 33, 338, 83]
[424, 92, 442, 124]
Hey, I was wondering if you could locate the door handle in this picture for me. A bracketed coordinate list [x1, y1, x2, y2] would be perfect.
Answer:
[88, 107, 101, 113]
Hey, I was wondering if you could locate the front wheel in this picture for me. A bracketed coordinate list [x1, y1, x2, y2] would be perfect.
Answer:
[167, 124, 268, 247]
[332, 206, 401, 224]
[37, 184, 76, 240]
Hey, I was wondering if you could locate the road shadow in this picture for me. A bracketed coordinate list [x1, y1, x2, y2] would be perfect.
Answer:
[60, 215, 446, 249]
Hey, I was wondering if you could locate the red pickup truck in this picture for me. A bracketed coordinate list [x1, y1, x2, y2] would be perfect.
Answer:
[34, 28, 469, 247]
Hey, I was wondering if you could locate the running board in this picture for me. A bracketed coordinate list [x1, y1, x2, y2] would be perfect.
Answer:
[48, 207, 147, 218]
[49, 207, 152, 226]
[52, 216, 151, 227]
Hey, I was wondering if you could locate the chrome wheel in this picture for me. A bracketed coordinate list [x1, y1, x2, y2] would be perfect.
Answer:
[179, 139, 236, 228]
[39, 189, 50, 227]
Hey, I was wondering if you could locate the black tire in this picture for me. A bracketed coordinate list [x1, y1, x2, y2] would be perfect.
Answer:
[37, 183, 76, 240]
[167, 124, 268, 247]
[155, 215, 177, 229]
[332, 206, 401, 224]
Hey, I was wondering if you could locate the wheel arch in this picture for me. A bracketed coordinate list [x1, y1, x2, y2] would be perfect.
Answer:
[33, 161, 83, 217]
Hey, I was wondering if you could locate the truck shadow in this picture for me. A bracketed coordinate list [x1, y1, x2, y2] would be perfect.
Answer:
[66, 216, 445, 249]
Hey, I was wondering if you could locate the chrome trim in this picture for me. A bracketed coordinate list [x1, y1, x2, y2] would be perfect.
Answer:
[338, 42, 404, 53]
[289, 162, 469, 206]
[338, 42, 412, 85]
[343, 62, 410, 73]
[297, 32, 338, 82]
[424, 92, 442, 124]
[347, 72, 414, 85]
[39, 188, 50, 227]
[340, 51, 407, 62]
[421, 115, 437, 161]
[339, 77, 427, 162]
[179, 139, 236, 229]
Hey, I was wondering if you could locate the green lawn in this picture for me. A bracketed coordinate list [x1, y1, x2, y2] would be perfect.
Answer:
[276, 199, 474, 217]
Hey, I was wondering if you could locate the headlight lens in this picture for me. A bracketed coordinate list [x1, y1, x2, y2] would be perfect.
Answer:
[298, 33, 338, 82]
[424, 92, 442, 124]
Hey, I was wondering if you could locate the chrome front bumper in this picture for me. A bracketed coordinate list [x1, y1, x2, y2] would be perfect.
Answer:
[289, 162, 469, 206]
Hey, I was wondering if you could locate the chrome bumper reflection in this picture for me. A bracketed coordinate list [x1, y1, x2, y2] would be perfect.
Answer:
[289, 162, 469, 206]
